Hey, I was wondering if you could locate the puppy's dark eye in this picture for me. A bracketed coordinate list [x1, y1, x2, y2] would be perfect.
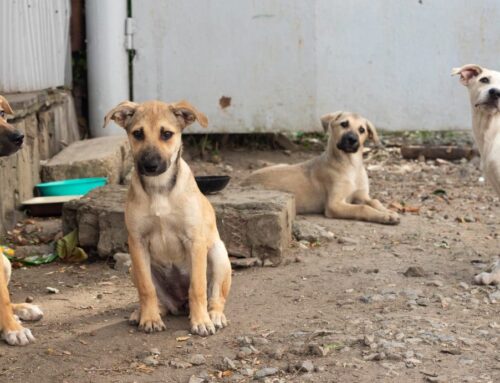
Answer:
[359, 127, 365, 134]
[132, 129, 144, 140]
[160, 130, 173, 141]
[340, 121, 349, 128]
[0, 111, 5, 118]
[479, 77, 490, 84]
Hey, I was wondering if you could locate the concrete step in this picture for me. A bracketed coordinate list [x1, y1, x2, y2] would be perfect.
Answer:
[62, 184, 295, 265]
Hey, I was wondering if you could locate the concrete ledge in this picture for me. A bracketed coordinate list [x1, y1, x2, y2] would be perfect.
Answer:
[41, 136, 132, 184]
[62, 185, 295, 265]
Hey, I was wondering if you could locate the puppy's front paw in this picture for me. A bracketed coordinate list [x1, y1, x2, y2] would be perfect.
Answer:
[383, 212, 400, 225]
[191, 316, 216, 337]
[14, 304, 43, 322]
[134, 308, 165, 333]
[209, 310, 228, 330]
[2, 326, 35, 346]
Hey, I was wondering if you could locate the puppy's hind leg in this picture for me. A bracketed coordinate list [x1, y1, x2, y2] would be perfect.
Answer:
[207, 239, 231, 330]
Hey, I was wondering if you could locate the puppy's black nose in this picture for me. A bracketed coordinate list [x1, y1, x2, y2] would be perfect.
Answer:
[346, 134, 358, 146]
[143, 161, 159, 173]
[489, 88, 500, 100]
[8, 131, 24, 147]
[138, 149, 167, 176]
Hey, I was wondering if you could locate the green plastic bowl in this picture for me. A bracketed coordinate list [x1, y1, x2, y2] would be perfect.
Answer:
[36, 177, 107, 197]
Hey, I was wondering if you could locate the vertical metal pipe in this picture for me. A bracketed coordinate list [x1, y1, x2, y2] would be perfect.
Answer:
[85, 0, 128, 137]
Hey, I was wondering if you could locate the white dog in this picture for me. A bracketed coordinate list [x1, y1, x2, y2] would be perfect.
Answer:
[453, 64, 500, 285]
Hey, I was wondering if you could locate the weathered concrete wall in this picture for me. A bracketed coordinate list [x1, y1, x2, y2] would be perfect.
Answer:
[0, 90, 80, 235]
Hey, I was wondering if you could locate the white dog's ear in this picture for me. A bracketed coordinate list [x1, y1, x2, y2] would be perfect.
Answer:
[320, 111, 345, 133]
[103, 101, 139, 129]
[452, 64, 483, 86]
[366, 120, 380, 145]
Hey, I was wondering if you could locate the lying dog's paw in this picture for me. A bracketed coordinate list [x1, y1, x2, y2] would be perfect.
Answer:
[384, 212, 400, 225]
[2, 327, 35, 346]
[209, 311, 228, 329]
[191, 318, 216, 337]
[14, 304, 43, 322]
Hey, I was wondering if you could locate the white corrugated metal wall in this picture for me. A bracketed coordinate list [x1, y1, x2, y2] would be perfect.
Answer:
[0, 0, 71, 93]
[131, 0, 500, 132]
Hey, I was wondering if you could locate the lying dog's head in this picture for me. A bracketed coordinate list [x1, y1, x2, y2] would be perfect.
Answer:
[452, 64, 500, 113]
[0, 95, 24, 157]
[320, 111, 379, 154]
[104, 100, 207, 177]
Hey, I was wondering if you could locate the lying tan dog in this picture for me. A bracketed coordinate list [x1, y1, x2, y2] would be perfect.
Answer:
[243, 112, 399, 225]
[104, 100, 231, 336]
[0, 95, 43, 346]
[453, 64, 500, 285]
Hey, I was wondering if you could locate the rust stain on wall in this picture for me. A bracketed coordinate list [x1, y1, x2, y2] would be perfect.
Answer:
[219, 96, 231, 109]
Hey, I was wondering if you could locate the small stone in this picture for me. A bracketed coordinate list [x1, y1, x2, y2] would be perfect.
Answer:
[237, 347, 253, 359]
[96, 293, 103, 299]
[25, 296, 34, 303]
[240, 368, 255, 377]
[254, 367, 278, 379]
[170, 359, 193, 369]
[142, 355, 159, 366]
[307, 344, 329, 356]
[223, 357, 237, 370]
[113, 252, 131, 273]
[363, 334, 375, 346]
[188, 354, 205, 365]
[416, 297, 429, 306]
[297, 360, 314, 373]
[405, 357, 421, 368]
[46, 287, 59, 294]
[403, 266, 426, 277]
[459, 282, 469, 290]
[337, 236, 358, 245]
[150, 347, 161, 355]
[188, 376, 205, 383]
[252, 337, 269, 345]
[427, 280, 443, 287]
[237, 336, 253, 346]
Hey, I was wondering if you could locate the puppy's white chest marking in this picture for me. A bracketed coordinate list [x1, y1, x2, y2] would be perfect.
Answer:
[150, 195, 171, 218]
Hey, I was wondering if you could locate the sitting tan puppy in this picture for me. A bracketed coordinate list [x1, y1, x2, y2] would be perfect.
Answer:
[104, 100, 231, 336]
[243, 112, 399, 225]
[453, 64, 500, 285]
[0, 95, 43, 346]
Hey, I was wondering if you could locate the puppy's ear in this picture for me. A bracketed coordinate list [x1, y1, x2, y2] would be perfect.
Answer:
[0, 95, 14, 115]
[451, 64, 483, 86]
[366, 120, 380, 145]
[103, 101, 139, 129]
[170, 100, 208, 129]
[320, 111, 345, 133]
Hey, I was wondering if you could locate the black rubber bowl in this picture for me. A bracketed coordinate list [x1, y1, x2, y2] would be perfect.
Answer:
[195, 175, 231, 195]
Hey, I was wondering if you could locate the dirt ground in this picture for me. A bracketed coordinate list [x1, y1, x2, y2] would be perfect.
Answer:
[1, 143, 499, 383]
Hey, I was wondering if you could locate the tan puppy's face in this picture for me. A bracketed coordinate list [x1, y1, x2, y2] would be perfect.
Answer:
[104, 100, 208, 176]
[321, 112, 379, 154]
[453, 64, 500, 113]
[0, 96, 24, 157]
